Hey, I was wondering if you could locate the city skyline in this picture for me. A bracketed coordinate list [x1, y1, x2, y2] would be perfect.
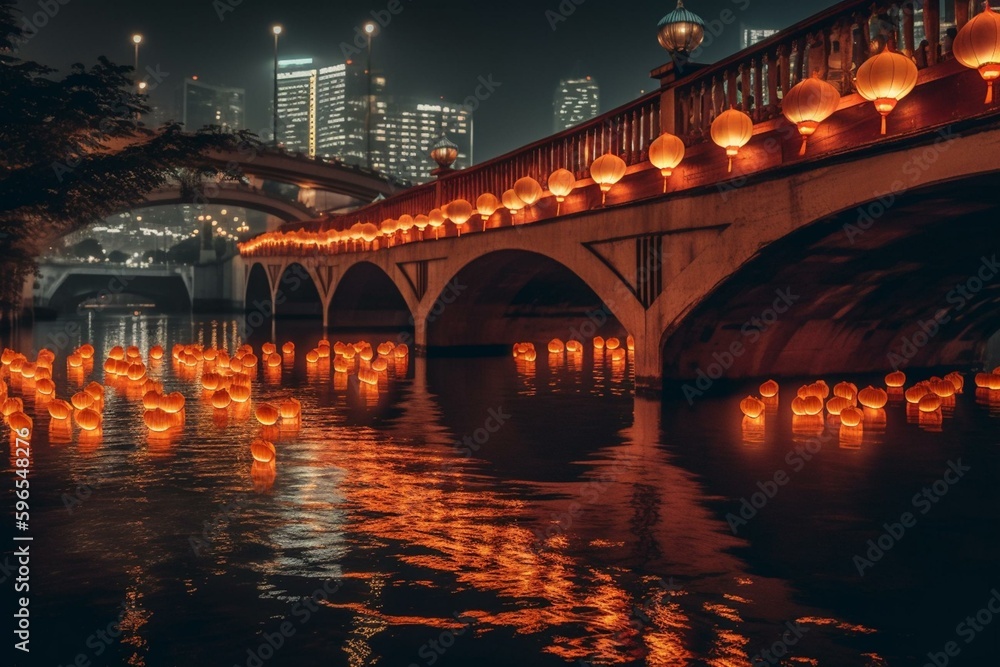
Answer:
[13, 0, 834, 163]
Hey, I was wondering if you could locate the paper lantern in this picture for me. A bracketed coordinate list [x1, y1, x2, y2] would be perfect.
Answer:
[501, 189, 525, 223]
[446, 199, 474, 235]
[35, 378, 55, 396]
[160, 392, 186, 414]
[513, 177, 543, 208]
[78, 344, 95, 359]
[358, 368, 379, 386]
[8, 411, 32, 432]
[143, 408, 173, 433]
[566, 340, 583, 353]
[251, 439, 276, 463]
[279, 398, 301, 420]
[710, 108, 754, 172]
[801, 395, 824, 416]
[372, 357, 388, 372]
[361, 222, 379, 244]
[428, 208, 447, 239]
[589, 154, 627, 204]
[229, 384, 251, 403]
[885, 370, 906, 388]
[626, 335, 635, 352]
[782, 75, 841, 155]
[606, 337, 621, 351]
[945, 372, 964, 393]
[610, 348, 626, 362]
[380, 218, 398, 245]
[211, 389, 232, 410]
[75, 407, 102, 431]
[826, 396, 853, 415]
[833, 382, 858, 401]
[67, 353, 83, 369]
[918, 394, 942, 413]
[547, 168, 575, 214]
[376, 342, 394, 356]
[840, 406, 864, 427]
[70, 392, 94, 411]
[648, 132, 686, 191]
[931, 380, 956, 398]
[759, 379, 779, 398]
[476, 193, 500, 230]
[414, 214, 430, 237]
[149, 345, 164, 360]
[855, 47, 918, 134]
[547, 339, 565, 354]
[48, 400, 72, 420]
[108, 346, 125, 360]
[953, 8, 1000, 103]
[740, 396, 765, 418]
[142, 390, 162, 410]
[394, 344, 409, 358]
[858, 386, 888, 409]
[255, 403, 280, 426]
[790, 396, 808, 416]
[126, 362, 146, 381]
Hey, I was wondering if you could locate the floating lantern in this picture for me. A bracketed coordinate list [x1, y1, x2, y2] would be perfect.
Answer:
[858, 386, 888, 409]
[70, 392, 94, 411]
[2, 397, 22, 416]
[143, 408, 173, 433]
[833, 381, 857, 401]
[8, 411, 32, 432]
[202, 372, 222, 391]
[376, 342, 394, 356]
[626, 335, 635, 352]
[282, 342, 295, 355]
[648, 132, 686, 190]
[610, 348, 626, 362]
[255, 403, 280, 426]
[371, 357, 388, 372]
[931, 380, 956, 398]
[211, 389, 232, 410]
[48, 400, 72, 420]
[251, 439, 276, 463]
[394, 344, 409, 358]
[78, 344, 95, 359]
[67, 353, 83, 369]
[513, 177, 543, 210]
[589, 154, 627, 204]
[885, 370, 906, 388]
[358, 368, 379, 386]
[918, 394, 942, 413]
[566, 340, 583, 353]
[160, 392, 185, 414]
[149, 345, 164, 360]
[790, 396, 808, 416]
[75, 407, 102, 431]
[266, 354, 282, 368]
[593, 336, 605, 350]
[279, 398, 301, 421]
[855, 46, 918, 134]
[547, 339, 565, 354]
[547, 168, 575, 214]
[142, 390, 162, 410]
[905, 384, 930, 403]
[952, 8, 1000, 104]
[35, 378, 55, 396]
[801, 395, 824, 416]
[476, 193, 501, 230]
[126, 362, 146, 381]
[710, 108, 754, 172]
[740, 396, 765, 419]
[229, 384, 251, 403]
[605, 337, 621, 351]
[826, 396, 854, 415]
[261, 343, 277, 356]
[305, 350, 320, 364]
[781, 75, 841, 155]
[945, 372, 965, 393]
[840, 406, 864, 427]
[759, 379, 779, 398]
[359, 346, 374, 362]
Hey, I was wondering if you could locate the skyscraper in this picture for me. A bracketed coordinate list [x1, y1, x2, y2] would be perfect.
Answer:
[741, 27, 780, 49]
[276, 58, 317, 156]
[179, 77, 245, 132]
[386, 101, 472, 183]
[553, 77, 600, 132]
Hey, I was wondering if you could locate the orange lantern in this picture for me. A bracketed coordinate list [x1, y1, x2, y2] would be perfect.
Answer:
[75, 407, 102, 431]
[142, 390, 162, 410]
[394, 344, 409, 358]
[606, 337, 621, 351]
[446, 199, 474, 236]
[858, 386, 888, 409]
[35, 378, 55, 396]
[855, 46, 918, 134]
[931, 380, 956, 398]
[918, 394, 942, 413]
[211, 389, 232, 410]
[229, 384, 251, 403]
[305, 350, 320, 364]
[589, 154, 627, 204]
[648, 132, 686, 191]
[833, 382, 858, 401]
[371, 357, 388, 372]
[740, 396, 765, 419]
[67, 353, 84, 369]
[78, 344, 95, 359]
[710, 108, 754, 172]
[282, 342, 295, 355]
[358, 368, 379, 386]
[149, 345, 164, 360]
[251, 439, 276, 463]
[840, 406, 864, 427]
[885, 370, 906, 388]
[759, 379, 779, 398]
[566, 340, 583, 353]
[626, 335, 635, 352]
[413, 214, 430, 239]
[48, 399, 72, 420]
[513, 177, 543, 209]
[70, 392, 94, 411]
[2, 397, 23, 417]
[782, 75, 841, 155]
[427, 208, 447, 240]
[255, 403, 280, 426]
[143, 408, 173, 433]
[8, 411, 32, 432]
[476, 193, 501, 230]
[801, 395, 824, 416]
[279, 398, 301, 420]
[826, 396, 853, 415]
[547, 339, 565, 354]
[547, 168, 575, 214]
[160, 392, 186, 414]
[953, 8, 1000, 104]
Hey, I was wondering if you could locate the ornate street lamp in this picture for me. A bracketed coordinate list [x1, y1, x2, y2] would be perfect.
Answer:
[657, 0, 705, 74]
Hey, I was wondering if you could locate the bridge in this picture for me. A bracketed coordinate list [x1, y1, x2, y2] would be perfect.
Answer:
[237, 0, 1000, 390]
[32, 260, 244, 314]
[139, 182, 318, 223]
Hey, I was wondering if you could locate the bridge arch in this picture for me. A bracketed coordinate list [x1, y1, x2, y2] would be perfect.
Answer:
[46, 273, 192, 314]
[274, 262, 323, 320]
[138, 185, 317, 223]
[328, 261, 414, 333]
[659, 169, 1000, 380]
[244, 263, 272, 316]
[423, 249, 634, 353]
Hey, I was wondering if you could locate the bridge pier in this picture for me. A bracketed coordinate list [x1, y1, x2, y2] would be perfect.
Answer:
[632, 328, 662, 394]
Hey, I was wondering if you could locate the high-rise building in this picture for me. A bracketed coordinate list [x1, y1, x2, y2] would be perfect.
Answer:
[741, 27, 779, 49]
[386, 101, 472, 183]
[179, 77, 245, 131]
[276, 58, 317, 156]
[553, 77, 600, 132]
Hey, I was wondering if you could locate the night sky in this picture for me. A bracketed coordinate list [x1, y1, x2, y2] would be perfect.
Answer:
[14, 0, 831, 161]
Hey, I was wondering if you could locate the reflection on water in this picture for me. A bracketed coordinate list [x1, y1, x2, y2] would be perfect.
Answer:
[1, 314, 998, 666]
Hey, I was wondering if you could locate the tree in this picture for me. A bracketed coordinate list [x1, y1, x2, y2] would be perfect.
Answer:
[0, 0, 259, 320]
[107, 250, 129, 264]
[69, 238, 103, 260]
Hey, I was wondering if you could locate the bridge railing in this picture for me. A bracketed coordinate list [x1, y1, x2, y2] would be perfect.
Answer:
[673, 0, 963, 141]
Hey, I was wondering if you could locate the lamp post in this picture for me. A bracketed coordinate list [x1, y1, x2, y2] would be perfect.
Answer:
[364, 21, 377, 170]
[272, 25, 283, 147]
[132, 34, 143, 88]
